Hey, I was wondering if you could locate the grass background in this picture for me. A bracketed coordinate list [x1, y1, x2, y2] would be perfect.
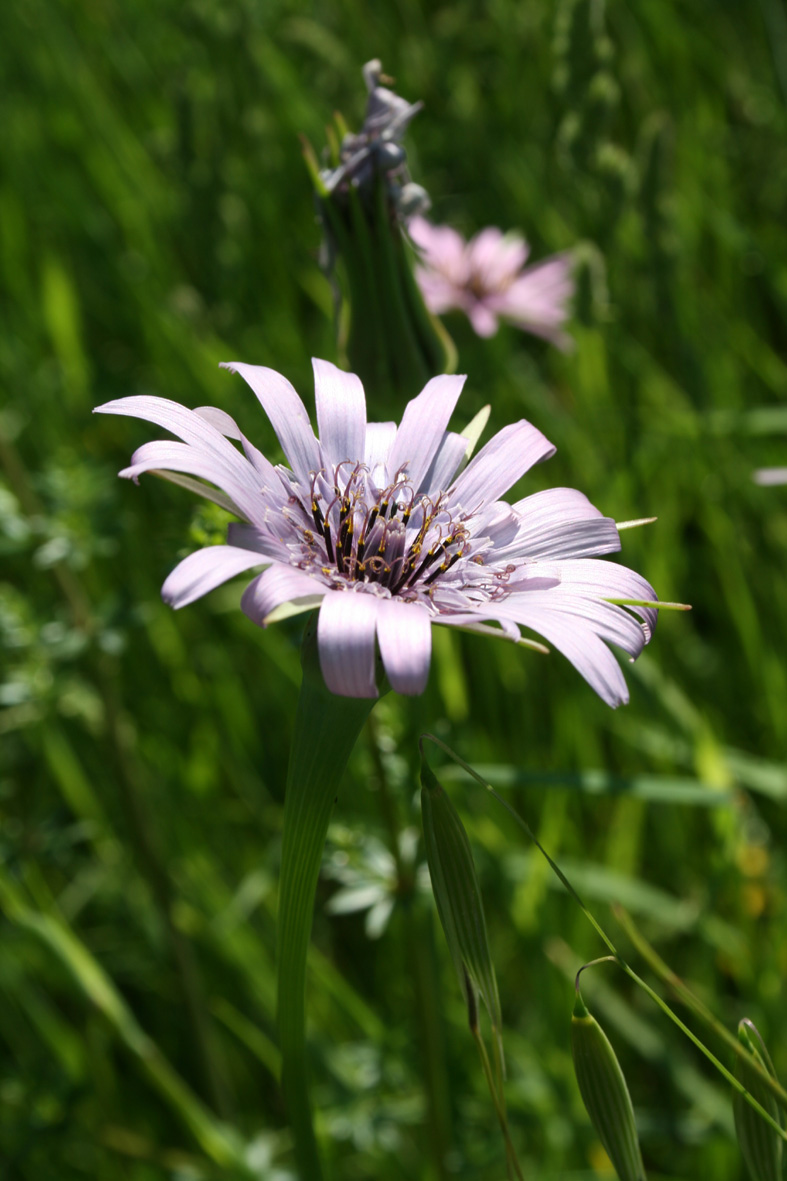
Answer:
[2, 0, 787, 1176]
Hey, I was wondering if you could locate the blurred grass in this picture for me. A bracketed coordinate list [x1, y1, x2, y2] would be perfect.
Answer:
[2, 0, 787, 1177]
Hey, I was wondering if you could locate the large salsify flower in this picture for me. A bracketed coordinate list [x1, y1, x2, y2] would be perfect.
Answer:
[95, 360, 657, 706]
[409, 217, 574, 347]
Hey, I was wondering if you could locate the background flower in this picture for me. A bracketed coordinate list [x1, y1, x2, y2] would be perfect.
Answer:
[96, 359, 655, 707]
[409, 217, 574, 346]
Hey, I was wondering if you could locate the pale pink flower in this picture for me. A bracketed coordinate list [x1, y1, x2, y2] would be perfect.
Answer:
[95, 361, 656, 705]
[409, 217, 573, 347]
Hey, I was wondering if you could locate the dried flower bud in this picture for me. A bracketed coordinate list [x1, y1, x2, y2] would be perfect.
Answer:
[571, 992, 646, 1181]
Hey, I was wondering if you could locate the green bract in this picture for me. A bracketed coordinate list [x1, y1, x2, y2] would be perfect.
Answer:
[571, 992, 646, 1181]
[733, 1020, 783, 1181]
[420, 756, 502, 1061]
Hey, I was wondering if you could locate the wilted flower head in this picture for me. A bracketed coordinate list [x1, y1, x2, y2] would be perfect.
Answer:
[319, 60, 428, 219]
[95, 361, 656, 705]
[409, 217, 574, 347]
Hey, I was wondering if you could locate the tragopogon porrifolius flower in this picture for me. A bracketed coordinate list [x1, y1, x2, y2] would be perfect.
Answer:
[409, 217, 574, 346]
[95, 360, 657, 705]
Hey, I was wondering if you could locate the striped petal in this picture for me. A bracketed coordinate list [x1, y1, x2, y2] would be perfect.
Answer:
[120, 440, 265, 525]
[387, 374, 466, 491]
[496, 489, 620, 561]
[554, 559, 658, 640]
[241, 564, 326, 627]
[162, 546, 269, 608]
[376, 598, 432, 695]
[313, 359, 367, 469]
[195, 405, 277, 482]
[497, 598, 630, 707]
[453, 420, 555, 509]
[364, 422, 397, 479]
[317, 590, 381, 698]
[220, 361, 320, 483]
[421, 430, 469, 494]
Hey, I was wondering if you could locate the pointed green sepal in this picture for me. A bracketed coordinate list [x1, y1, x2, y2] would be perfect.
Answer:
[571, 993, 646, 1181]
[733, 1020, 783, 1181]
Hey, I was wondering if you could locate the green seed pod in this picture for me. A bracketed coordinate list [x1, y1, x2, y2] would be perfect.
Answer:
[420, 757, 502, 1058]
[733, 1020, 783, 1181]
[571, 992, 646, 1181]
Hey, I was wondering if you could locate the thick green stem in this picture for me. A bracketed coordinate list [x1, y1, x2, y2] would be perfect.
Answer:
[277, 620, 377, 1180]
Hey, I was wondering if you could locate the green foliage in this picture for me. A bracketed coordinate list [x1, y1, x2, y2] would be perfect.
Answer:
[2, 0, 787, 1177]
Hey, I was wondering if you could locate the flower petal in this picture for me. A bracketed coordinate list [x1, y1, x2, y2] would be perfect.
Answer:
[364, 422, 397, 477]
[387, 374, 466, 491]
[220, 361, 320, 483]
[95, 395, 250, 463]
[409, 217, 469, 284]
[317, 590, 380, 698]
[120, 440, 265, 524]
[496, 488, 621, 561]
[376, 598, 432, 695]
[241, 564, 326, 627]
[194, 405, 243, 439]
[195, 405, 277, 481]
[162, 546, 270, 608]
[467, 302, 499, 338]
[468, 227, 529, 287]
[553, 559, 658, 640]
[452, 420, 556, 509]
[226, 521, 292, 564]
[312, 358, 367, 469]
[495, 256, 574, 347]
[421, 430, 471, 493]
[495, 598, 630, 707]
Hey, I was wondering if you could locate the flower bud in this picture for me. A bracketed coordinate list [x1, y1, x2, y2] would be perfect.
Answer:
[571, 992, 645, 1181]
[733, 1020, 783, 1181]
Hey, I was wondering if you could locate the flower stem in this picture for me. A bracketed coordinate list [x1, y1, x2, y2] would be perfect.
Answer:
[277, 619, 376, 1180]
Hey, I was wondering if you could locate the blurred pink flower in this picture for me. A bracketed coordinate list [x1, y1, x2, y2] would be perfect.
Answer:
[409, 217, 574, 347]
[96, 360, 656, 705]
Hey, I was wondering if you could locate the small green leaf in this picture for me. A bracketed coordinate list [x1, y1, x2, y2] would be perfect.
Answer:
[734, 1020, 783, 1181]
[572, 991, 646, 1181]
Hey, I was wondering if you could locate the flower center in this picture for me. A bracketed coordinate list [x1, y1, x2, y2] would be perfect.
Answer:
[291, 463, 470, 598]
